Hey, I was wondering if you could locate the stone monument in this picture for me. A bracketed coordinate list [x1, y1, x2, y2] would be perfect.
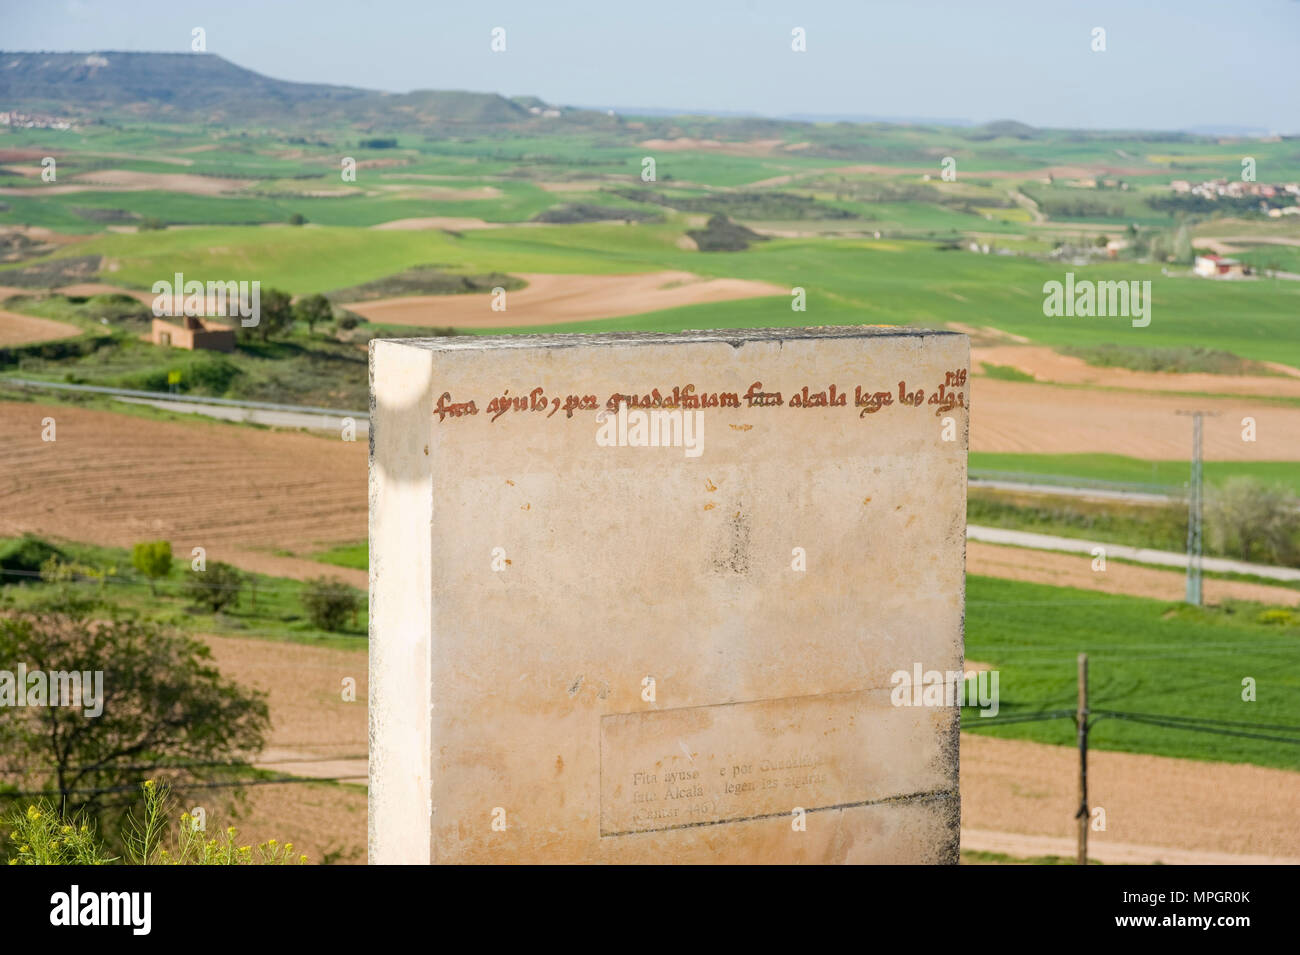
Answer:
[369, 326, 968, 863]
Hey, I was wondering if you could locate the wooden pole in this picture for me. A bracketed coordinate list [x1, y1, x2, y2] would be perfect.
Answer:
[1077, 652, 1089, 866]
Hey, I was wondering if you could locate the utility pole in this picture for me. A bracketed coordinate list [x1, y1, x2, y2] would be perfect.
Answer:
[1076, 652, 1089, 866]
[1175, 410, 1219, 606]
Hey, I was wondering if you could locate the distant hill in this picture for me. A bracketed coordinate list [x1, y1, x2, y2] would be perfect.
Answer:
[0, 51, 602, 131]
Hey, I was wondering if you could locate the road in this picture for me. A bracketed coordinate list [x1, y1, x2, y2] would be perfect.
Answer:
[970, 477, 1177, 504]
[0, 376, 367, 433]
[968, 525, 1300, 582]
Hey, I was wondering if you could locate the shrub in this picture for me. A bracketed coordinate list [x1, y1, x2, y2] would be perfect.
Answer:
[1207, 477, 1300, 565]
[131, 540, 173, 595]
[5, 780, 306, 865]
[185, 356, 241, 394]
[0, 535, 65, 585]
[182, 561, 243, 612]
[301, 577, 360, 631]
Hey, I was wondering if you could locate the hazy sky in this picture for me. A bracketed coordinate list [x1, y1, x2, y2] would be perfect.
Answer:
[6, 0, 1299, 131]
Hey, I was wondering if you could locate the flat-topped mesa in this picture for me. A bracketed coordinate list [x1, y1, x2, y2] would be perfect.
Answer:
[369, 325, 969, 864]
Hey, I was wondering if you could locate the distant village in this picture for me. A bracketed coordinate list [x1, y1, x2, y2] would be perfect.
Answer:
[0, 110, 77, 130]
[1171, 177, 1300, 216]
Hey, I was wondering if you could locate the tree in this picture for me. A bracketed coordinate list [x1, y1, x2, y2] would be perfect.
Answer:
[182, 561, 243, 613]
[130, 540, 173, 596]
[0, 599, 269, 843]
[1172, 224, 1193, 265]
[301, 577, 360, 632]
[241, 288, 293, 343]
[1207, 477, 1300, 565]
[293, 293, 333, 335]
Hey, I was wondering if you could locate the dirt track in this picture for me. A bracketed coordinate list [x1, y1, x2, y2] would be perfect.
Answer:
[344, 270, 787, 328]
[968, 540, 1300, 606]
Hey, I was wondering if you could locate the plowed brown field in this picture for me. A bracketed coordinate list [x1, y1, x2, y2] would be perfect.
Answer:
[0, 401, 364, 566]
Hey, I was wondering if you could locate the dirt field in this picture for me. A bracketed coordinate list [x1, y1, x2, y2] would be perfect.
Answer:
[974, 343, 1300, 397]
[200, 632, 1300, 864]
[373, 184, 501, 200]
[0, 309, 81, 346]
[0, 169, 251, 197]
[962, 733, 1300, 861]
[968, 540, 1300, 606]
[0, 401, 364, 569]
[344, 270, 788, 328]
[971, 378, 1300, 460]
[370, 216, 498, 231]
[639, 137, 792, 157]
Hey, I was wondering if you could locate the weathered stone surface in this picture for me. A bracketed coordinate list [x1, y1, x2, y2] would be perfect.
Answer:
[369, 326, 968, 864]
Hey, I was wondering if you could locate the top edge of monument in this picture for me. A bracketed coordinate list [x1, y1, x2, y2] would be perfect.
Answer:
[371, 326, 964, 352]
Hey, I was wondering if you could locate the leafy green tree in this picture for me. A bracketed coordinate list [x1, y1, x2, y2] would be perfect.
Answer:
[240, 287, 293, 343]
[293, 293, 333, 335]
[182, 561, 243, 613]
[1207, 478, 1300, 565]
[130, 540, 173, 595]
[301, 577, 360, 632]
[0, 601, 269, 845]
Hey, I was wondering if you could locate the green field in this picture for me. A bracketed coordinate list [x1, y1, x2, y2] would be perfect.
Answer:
[970, 452, 1300, 496]
[963, 575, 1300, 771]
[11, 534, 1294, 771]
[0, 537, 367, 650]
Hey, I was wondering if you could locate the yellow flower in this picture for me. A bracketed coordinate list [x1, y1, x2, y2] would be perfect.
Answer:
[238, 846, 251, 855]
[267, 839, 278, 847]
[299, 854, 308, 864]
[226, 826, 237, 837]
[25, 806, 40, 821]
[284, 843, 293, 852]
[144, 779, 155, 790]
[61, 825, 73, 835]
[18, 845, 29, 854]
[79, 825, 88, 833]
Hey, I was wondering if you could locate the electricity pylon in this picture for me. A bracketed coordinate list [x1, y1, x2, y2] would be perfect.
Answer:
[1175, 410, 1219, 605]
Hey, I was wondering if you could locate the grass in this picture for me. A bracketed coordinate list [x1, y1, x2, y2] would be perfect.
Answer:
[312, 542, 368, 571]
[0, 537, 367, 651]
[1, 294, 371, 407]
[5, 534, 1298, 771]
[968, 489, 1189, 551]
[960, 849, 1097, 865]
[979, 362, 1035, 382]
[970, 452, 1300, 497]
[1060, 343, 1272, 375]
[962, 574, 1300, 771]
